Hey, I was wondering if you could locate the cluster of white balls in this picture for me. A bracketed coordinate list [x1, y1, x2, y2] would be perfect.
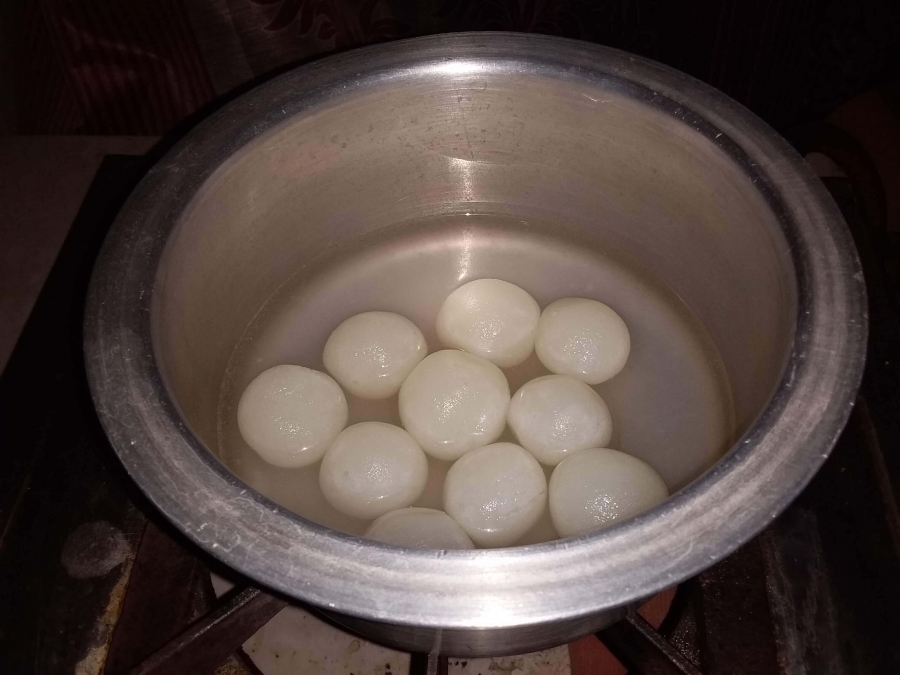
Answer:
[237, 279, 668, 549]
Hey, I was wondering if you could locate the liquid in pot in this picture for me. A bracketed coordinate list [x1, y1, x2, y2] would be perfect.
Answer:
[217, 213, 735, 544]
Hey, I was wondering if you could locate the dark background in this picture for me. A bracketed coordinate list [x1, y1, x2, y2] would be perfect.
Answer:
[1, 0, 899, 137]
[2, 3, 900, 674]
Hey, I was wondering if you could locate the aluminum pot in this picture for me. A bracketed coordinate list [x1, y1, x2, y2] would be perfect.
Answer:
[84, 33, 866, 656]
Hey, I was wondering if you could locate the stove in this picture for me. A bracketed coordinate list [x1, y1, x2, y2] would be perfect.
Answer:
[2, 155, 899, 675]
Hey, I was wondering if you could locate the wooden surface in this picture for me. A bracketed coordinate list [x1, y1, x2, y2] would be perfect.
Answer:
[0, 135, 157, 372]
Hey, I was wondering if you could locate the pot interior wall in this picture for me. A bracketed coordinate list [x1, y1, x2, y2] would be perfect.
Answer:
[152, 67, 796, 490]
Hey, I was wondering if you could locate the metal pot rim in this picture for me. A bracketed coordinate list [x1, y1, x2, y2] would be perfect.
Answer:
[84, 32, 867, 630]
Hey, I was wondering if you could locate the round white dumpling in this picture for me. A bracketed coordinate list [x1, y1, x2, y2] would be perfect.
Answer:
[399, 350, 510, 461]
[508, 375, 612, 466]
[549, 448, 668, 538]
[319, 422, 428, 520]
[323, 311, 427, 399]
[443, 443, 547, 548]
[237, 365, 347, 468]
[535, 298, 631, 384]
[436, 279, 540, 368]
[365, 508, 475, 549]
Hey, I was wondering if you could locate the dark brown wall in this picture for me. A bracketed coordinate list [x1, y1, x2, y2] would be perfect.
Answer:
[4, 0, 900, 135]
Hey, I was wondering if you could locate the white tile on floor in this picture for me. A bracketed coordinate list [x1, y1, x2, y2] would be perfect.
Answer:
[211, 573, 409, 675]
[211, 574, 570, 675]
[243, 605, 410, 675]
[446, 646, 570, 675]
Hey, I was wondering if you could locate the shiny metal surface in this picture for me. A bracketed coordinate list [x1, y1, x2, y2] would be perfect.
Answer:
[84, 33, 867, 656]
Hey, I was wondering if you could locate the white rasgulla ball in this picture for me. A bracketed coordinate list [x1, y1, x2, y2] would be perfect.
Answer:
[319, 422, 428, 520]
[365, 508, 475, 549]
[323, 311, 427, 399]
[399, 350, 510, 461]
[436, 279, 541, 368]
[549, 448, 668, 538]
[535, 298, 631, 384]
[508, 375, 612, 466]
[237, 365, 347, 468]
[443, 442, 547, 548]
